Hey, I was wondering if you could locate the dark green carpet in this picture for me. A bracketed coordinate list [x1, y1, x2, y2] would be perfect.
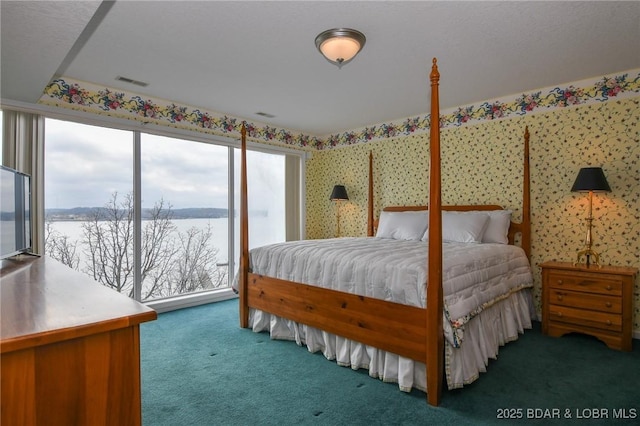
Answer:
[140, 299, 639, 425]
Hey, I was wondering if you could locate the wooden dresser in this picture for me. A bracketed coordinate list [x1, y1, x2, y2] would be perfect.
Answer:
[540, 261, 638, 351]
[0, 255, 157, 425]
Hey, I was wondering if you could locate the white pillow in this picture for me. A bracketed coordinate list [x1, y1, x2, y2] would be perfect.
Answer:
[436, 211, 490, 243]
[376, 210, 428, 241]
[479, 210, 512, 244]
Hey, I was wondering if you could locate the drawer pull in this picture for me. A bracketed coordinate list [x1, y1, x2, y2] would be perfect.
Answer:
[605, 302, 612, 308]
[606, 320, 612, 326]
[606, 285, 612, 291]
[556, 295, 564, 301]
[557, 279, 563, 285]
[555, 312, 563, 317]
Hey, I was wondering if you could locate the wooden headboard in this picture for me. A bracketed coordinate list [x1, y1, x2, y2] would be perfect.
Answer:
[365, 127, 531, 260]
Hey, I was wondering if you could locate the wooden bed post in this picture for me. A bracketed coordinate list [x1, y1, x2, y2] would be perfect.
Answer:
[239, 123, 249, 328]
[367, 151, 374, 237]
[236, 59, 533, 406]
[521, 126, 531, 260]
[426, 58, 443, 406]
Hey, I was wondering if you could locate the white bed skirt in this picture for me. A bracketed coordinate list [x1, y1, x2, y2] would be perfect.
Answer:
[248, 288, 536, 392]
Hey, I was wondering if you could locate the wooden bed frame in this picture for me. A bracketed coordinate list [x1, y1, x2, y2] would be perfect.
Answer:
[238, 59, 531, 406]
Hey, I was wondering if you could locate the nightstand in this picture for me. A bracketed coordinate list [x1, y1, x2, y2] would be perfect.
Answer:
[541, 261, 638, 351]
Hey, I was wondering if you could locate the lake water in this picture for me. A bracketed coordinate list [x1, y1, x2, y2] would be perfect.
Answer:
[48, 216, 283, 272]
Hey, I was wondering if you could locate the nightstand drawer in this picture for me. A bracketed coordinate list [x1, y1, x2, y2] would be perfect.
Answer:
[548, 304, 622, 332]
[547, 272, 622, 296]
[549, 289, 621, 314]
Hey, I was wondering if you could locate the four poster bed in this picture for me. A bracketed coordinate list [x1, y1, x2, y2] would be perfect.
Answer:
[236, 59, 533, 406]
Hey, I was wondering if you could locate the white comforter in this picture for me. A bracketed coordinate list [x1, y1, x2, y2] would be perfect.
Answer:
[243, 237, 533, 347]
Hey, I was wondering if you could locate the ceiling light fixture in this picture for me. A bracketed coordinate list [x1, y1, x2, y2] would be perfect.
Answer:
[315, 28, 366, 68]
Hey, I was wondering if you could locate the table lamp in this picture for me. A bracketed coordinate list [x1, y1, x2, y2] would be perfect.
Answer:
[571, 167, 611, 267]
[330, 185, 349, 237]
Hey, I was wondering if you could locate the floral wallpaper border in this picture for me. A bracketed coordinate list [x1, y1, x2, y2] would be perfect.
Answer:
[39, 69, 639, 150]
[323, 70, 640, 148]
[39, 77, 322, 150]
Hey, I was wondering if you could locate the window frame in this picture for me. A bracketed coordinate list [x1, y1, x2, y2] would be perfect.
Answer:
[30, 106, 305, 313]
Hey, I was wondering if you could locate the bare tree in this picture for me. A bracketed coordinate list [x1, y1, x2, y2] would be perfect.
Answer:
[45, 191, 225, 300]
[45, 220, 80, 269]
[139, 198, 179, 299]
[171, 224, 222, 294]
[82, 192, 135, 296]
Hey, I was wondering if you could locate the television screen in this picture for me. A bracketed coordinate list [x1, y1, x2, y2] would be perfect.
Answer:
[0, 165, 32, 259]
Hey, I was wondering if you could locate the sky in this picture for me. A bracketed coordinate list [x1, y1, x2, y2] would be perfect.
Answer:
[44, 118, 285, 212]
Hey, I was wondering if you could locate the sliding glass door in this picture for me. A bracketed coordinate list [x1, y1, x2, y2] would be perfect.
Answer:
[232, 148, 296, 277]
[140, 133, 229, 301]
[44, 117, 301, 307]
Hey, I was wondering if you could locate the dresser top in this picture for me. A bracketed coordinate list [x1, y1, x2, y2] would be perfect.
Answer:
[1, 255, 157, 353]
[539, 261, 638, 276]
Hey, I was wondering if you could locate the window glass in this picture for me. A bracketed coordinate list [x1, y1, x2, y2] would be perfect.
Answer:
[0, 110, 3, 164]
[232, 149, 287, 280]
[140, 134, 229, 300]
[44, 119, 134, 295]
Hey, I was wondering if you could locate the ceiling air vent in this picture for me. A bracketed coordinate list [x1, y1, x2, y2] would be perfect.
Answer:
[255, 112, 276, 118]
[116, 75, 149, 87]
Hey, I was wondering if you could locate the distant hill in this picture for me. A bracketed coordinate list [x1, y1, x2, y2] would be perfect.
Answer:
[45, 207, 229, 221]
[166, 208, 229, 219]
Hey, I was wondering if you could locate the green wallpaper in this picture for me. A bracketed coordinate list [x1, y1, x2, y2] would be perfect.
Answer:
[306, 97, 640, 331]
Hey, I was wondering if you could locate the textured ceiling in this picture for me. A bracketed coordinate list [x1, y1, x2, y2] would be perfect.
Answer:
[2, 1, 639, 136]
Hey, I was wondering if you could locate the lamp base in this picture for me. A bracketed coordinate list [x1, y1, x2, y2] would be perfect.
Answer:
[575, 247, 601, 268]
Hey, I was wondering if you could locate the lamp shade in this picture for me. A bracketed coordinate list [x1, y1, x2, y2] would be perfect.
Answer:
[315, 28, 366, 67]
[330, 185, 349, 201]
[571, 167, 611, 192]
